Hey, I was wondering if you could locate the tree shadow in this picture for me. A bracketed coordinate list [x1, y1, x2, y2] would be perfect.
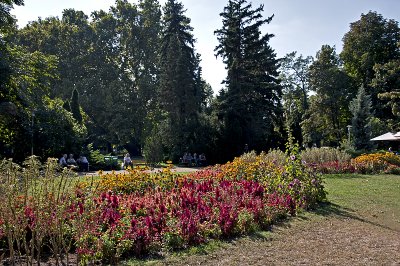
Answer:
[312, 201, 355, 217]
[310, 201, 399, 232]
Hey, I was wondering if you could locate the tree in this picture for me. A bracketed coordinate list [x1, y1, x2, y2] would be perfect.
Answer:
[341, 11, 400, 118]
[108, 0, 162, 152]
[280, 52, 313, 145]
[0, 0, 24, 29]
[303, 45, 354, 147]
[300, 95, 324, 147]
[214, 0, 283, 159]
[372, 46, 400, 127]
[1, 0, 24, 102]
[350, 86, 373, 150]
[0, 43, 86, 160]
[62, 99, 71, 112]
[157, 0, 205, 160]
[32, 97, 87, 159]
[70, 88, 82, 123]
[12, 3, 162, 153]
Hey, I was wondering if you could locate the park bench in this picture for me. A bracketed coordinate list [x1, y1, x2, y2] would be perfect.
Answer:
[104, 156, 118, 162]
[104, 155, 119, 169]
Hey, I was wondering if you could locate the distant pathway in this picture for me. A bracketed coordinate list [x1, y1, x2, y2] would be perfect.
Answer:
[80, 166, 203, 176]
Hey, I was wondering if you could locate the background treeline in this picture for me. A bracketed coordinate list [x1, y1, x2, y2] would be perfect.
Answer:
[1, 0, 400, 164]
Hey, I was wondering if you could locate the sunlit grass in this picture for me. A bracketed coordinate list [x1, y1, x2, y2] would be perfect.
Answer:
[323, 174, 400, 229]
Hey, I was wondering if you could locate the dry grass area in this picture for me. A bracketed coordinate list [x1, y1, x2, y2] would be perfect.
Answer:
[9, 208, 399, 265]
[129, 174, 400, 266]
[161, 210, 399, 266]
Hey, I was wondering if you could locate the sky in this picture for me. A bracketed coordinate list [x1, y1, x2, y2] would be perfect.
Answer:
[11, 0, 400, 93]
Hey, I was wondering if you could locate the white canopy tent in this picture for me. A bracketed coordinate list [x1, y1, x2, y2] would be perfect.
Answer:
[370, 132, 400, 141]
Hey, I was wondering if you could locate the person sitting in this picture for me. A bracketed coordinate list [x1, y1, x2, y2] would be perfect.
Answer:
[182, 152, 188, 164]
[77, 155, 89, 172]
[186, 153, 193, 166]
[123, 153, 133, 169]
[59, 154, 68, 167]
[199, 153, 207, 166]
[67, 154, 77, 166]
[193, 153, 199, 166]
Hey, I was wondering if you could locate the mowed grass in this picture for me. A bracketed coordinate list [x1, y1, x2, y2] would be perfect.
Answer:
[322, 174, 400, 231]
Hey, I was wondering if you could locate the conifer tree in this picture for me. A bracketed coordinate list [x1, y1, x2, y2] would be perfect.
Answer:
[62, 99, 71, 112]
[214, 0, 282, 158]
[158, 0, 204, 159]
[350, 86, 373, 150]
[70, 88, 82, 123]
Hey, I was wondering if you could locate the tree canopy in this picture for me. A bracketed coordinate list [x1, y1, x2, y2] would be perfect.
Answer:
[2, 3, 400, 162]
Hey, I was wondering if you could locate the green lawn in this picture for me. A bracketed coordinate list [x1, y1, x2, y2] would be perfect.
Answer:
[320, 174, 400, 231]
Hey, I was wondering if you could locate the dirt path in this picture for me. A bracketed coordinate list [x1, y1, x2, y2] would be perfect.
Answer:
[80, 166, 202, 176]
[161, 206, 400, 266]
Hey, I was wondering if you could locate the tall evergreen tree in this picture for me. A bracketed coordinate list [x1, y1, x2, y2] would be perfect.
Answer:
[214, 0, 282, 159]
[70, 88, 82, 123]
[62, 99, 71, 112]
[158, 0, 204, 160]
[350, 86, 373, 150]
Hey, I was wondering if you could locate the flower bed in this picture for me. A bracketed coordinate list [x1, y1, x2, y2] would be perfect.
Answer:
[352, 152, 400, 174]
[307, 152, 400, 174]
[0, 151, 325, 265]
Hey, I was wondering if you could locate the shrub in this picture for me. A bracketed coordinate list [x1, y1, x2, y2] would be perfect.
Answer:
[301, 147, 352, 164]
[263, 149, 287, 167]
[86, 143, 121, 171]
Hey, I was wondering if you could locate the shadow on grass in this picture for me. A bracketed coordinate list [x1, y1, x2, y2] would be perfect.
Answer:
[324, 173, 367, 179]
[311, 201, 398, 232]
[313, 201, 355, 217]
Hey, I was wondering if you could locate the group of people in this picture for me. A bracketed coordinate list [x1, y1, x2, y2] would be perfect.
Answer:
[59, 153, 89, 171]
[180, 152, 207, 166]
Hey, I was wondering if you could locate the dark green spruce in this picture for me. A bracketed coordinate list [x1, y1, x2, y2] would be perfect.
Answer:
[214, 0, 283, 159]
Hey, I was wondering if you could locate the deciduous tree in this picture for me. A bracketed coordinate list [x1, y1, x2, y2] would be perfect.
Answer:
[280, 52, 313, 145]
[341, 11, 400, 119]
[303, 45, 354, 147]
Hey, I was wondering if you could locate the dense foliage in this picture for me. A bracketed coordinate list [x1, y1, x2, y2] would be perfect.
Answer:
[1, 2, 400, 164]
